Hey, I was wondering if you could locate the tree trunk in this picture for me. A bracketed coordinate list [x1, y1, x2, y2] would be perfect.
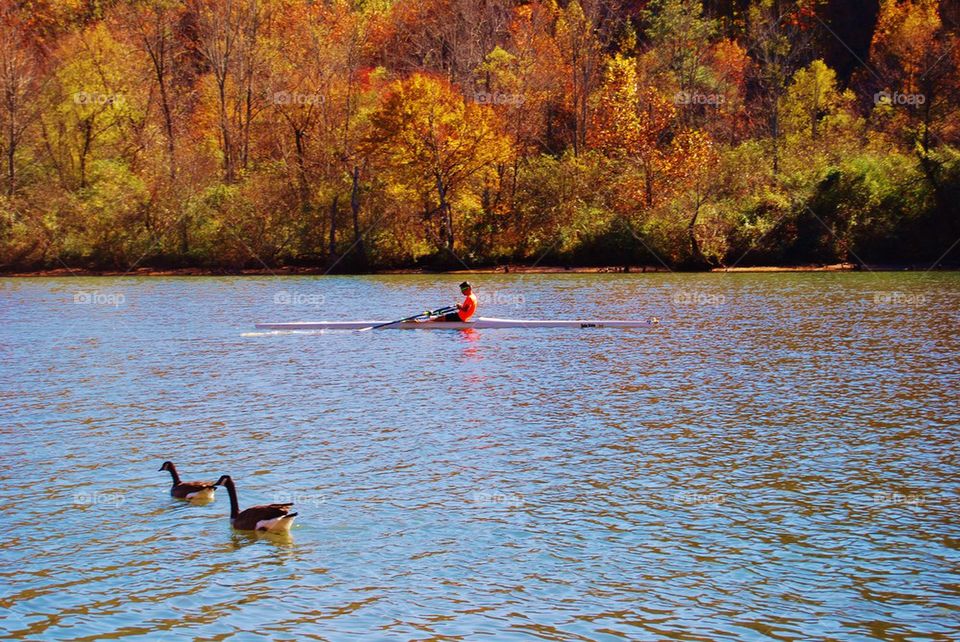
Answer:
[242, 81, 252, 171]
[218, 80, 234, 182]
[328, 194, 339, 260]
[6, 110, 13, 196]
[435, 174, 453, 251]
[294, 128, 309, 213]
[146, 25, 177, 184]
[771, 106, 780, 176]
[644, 162, 654, 207]
[350, 165, 365, 267]
[80, 118, 92, 188]
[918, 154, 950, 233]
[148, 26, 183, 253]
[579, 66, 589, 154]
[161, 96, 176, 178]
[687, 196, 709, 269]
[571, 52, 581, 157]
[240, 1, 259, 173]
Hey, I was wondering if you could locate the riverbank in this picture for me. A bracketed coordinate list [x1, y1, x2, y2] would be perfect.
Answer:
[6, 261, 948, 277]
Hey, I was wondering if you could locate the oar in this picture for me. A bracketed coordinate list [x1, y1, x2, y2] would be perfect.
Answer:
[357, 306, 458, 332]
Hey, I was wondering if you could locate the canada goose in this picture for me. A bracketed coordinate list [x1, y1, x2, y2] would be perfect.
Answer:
[158, 461, 216, 501]
[213, 475, 298, 532]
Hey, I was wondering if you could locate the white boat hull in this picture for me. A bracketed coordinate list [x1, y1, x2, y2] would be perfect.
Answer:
[254, 316, 656, 330]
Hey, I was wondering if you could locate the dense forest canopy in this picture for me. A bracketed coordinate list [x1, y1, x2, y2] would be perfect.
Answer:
[1, 0, 958, 271]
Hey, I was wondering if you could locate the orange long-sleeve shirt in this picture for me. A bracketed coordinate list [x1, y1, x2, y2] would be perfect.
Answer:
[458, 292, 478, 321]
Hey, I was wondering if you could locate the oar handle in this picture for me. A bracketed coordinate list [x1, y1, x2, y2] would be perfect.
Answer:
[418, 305, 458, 319]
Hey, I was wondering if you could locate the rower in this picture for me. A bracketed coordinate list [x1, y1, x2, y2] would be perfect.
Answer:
[436, 281, 477, 322]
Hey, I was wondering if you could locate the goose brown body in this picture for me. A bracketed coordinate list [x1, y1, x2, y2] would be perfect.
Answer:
[214, 475, 297, 532]
[159, 461, 216, 500]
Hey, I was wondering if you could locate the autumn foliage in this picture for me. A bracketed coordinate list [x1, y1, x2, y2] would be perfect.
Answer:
[0, 0, 958, 272]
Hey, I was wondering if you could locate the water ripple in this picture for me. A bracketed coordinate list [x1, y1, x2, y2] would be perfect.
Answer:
[1, 273, 958, 639]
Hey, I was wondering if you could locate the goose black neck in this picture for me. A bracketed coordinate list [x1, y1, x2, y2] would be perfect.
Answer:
[222, 477, 240, 519]
[166, 464, 182, 486]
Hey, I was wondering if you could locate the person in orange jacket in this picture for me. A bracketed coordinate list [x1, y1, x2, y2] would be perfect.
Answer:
[436, 281, 477, 322]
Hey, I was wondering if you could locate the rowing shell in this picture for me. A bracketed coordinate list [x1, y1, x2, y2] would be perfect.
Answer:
[254, 317, 657, 330]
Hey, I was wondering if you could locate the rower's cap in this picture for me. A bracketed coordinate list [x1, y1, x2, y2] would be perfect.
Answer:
[460, 281, 471, 290]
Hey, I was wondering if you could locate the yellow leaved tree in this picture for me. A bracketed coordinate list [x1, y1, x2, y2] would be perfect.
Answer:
[364, 73, 510, 258]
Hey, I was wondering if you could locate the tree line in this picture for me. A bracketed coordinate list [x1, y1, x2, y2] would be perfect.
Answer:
[1, 0, 958, 272]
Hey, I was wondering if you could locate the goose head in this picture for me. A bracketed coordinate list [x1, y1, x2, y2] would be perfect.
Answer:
[159, 461, 175, 472]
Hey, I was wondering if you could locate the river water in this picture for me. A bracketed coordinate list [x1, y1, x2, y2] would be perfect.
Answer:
[1, 273, 958, 640]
